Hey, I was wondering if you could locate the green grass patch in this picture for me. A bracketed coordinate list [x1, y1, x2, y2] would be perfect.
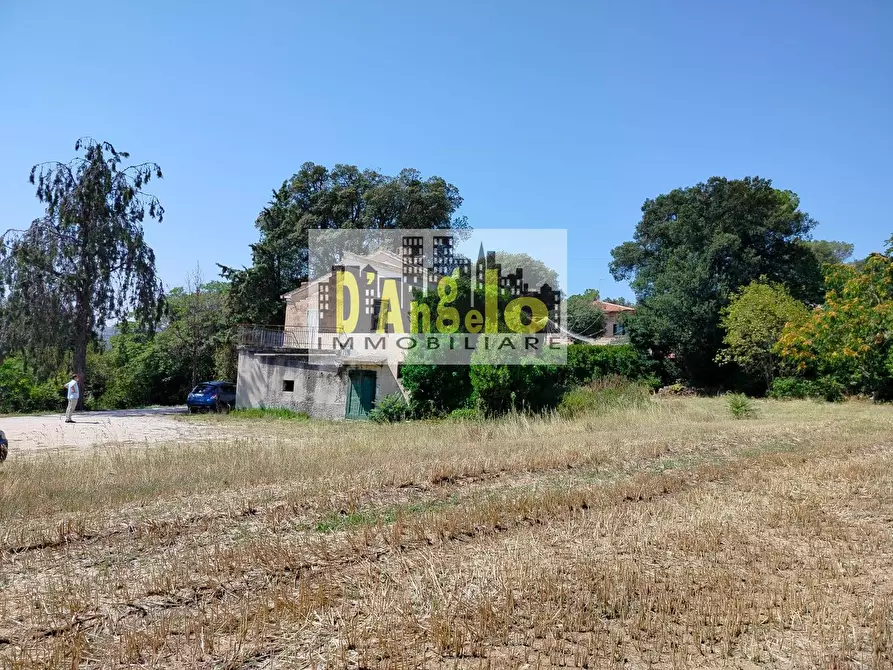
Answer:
[312, 496, 460, 533]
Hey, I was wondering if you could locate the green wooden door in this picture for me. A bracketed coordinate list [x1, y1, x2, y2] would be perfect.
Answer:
[346, 370, 376, 419]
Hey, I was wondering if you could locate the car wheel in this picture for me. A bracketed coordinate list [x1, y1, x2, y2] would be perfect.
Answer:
[188, 407, 197, 414]
[0, 442, 8, 462]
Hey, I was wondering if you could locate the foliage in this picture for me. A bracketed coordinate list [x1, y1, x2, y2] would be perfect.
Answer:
[157, 270, 232, 390]
[726, 393, 756, 419]
[557, 376, 650, 418]
[610, 176, 823, 386]
[469, 347, 565, 416]
[801, 239, 854, 267]
[565, 344, 661, 389]
[399, 274, 525, 417]
[221, 163, 467, 325]
[447, 407, 480, 420]
[402, 344, 659, 418]
[776, 253, 893, 399]
[566, 289, 605, 337]
[368, 393, 412, 423]
[399, 348, 474, 418]
[0, 357, 63, 414]
[768, 376, 844, 402]
[0, 138, 164, 405]
[93, 325, 165, 409]
[493, 252, 559, 290]
[716, 280, 809, 389]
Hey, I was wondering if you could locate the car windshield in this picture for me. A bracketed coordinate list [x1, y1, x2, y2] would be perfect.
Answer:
[191, 384, 215, 394]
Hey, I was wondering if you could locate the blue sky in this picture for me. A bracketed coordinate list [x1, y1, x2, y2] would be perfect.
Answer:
[1, 1, 890, 299]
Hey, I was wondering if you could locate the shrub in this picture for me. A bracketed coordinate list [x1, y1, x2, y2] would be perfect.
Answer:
[0, 357, 64, 414]
[368, 393, 411, 423]
[557, 376, 650, 418]
[470, 347, 566, 416]
[768, 376, 845, 402]
[447, 407, 480, 421]
[727, 393, 756, 419]
[399, 349, 473, 417]
[402, 344, 660, 419]
[812, 376, 845, 402]
[767, 377, 811, 400]
[565, 344, 660, 389]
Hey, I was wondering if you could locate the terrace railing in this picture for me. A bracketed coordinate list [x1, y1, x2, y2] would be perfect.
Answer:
[236, 325, 341, 351]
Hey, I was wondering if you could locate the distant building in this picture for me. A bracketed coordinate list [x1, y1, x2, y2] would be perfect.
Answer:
[592, 300, 635, 343]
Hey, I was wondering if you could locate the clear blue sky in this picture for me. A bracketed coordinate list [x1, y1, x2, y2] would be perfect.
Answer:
[1, 1, 890, 299]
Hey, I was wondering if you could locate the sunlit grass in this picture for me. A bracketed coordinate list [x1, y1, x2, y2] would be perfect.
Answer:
[1, 397, 892, 668]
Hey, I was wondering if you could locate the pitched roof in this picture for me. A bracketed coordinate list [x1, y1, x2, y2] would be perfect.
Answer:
[593, 300, 636, 314]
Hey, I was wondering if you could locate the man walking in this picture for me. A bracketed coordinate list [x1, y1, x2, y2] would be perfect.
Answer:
[64, 373, 80, 423]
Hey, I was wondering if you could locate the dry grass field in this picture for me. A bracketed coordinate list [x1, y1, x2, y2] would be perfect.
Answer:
[1, 397, 892, 669]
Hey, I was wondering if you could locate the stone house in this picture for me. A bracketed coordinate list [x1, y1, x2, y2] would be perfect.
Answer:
[592, 300, 635, 344]
[235, 250, 409, 419]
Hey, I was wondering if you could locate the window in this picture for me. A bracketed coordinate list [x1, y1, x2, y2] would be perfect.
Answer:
[282, 379, 295, 392]
[613, 323, 626, 336]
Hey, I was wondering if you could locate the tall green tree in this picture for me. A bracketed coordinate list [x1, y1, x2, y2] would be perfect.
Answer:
[566, 288, 605, 337]
[610, 176, 822, 386]
[0, 138, 164, 405]
[493, 252, 559, 290]
[221, 163, 467, 325]
[157, 266, 231, 389]
[716, 280, 809, 389]
[801, 239, 854, 267]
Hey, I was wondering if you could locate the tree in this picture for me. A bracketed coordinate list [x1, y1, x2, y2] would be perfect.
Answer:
[802, 239, 854, 267]
[566, 289, 605, 337]
[776, 253, 893, 398]
[221, 163, 467, 325]
[716, 280, 809, 389]
[0, 138, 164, 406]
[493, 252, 559, 290]
[610, 176, 823, 386]
[158, 266, 230, 389]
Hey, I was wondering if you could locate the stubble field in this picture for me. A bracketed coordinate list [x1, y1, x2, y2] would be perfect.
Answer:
[0, 397, 891, 669]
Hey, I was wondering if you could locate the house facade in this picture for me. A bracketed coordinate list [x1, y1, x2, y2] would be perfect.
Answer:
[592, 300, 635, 344]
[235, 250, 409, 419]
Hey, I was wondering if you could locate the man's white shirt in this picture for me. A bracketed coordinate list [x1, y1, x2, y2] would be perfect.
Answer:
[66, 380, 80, 400]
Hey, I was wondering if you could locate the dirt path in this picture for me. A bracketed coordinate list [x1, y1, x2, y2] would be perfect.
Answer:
[0, 408, 213, 454]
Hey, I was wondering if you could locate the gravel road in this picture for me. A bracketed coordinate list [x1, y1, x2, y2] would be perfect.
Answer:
[0, 407, 213, 455]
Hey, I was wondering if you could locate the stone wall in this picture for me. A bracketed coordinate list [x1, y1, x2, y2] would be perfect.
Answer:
[284, 284, 315, 329]
[236, 350, 401, 419]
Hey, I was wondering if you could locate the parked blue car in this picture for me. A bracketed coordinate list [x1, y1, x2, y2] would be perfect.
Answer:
[186, 381, 237, 413]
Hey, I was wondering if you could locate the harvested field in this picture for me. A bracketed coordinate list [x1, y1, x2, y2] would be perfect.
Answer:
[1, 397, 892, 668]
